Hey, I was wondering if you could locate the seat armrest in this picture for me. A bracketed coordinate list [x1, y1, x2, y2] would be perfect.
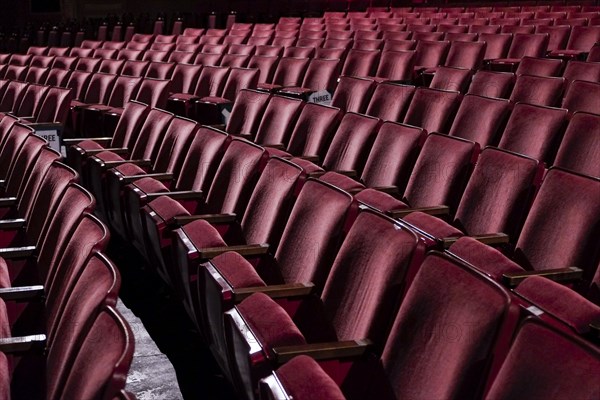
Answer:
[208, 124, 226, 131]
[0, 197, 17, 208]
[443, 233, 509, 248]
[64, 137, 112, 145]
[144, 190, 204, 202]
[236, 132, 254, 140]
[298, 155, 320, 163]
[0, 285, 44, 301]
[371, 185, 399, 195]
[0, 218, 26, 230]
[334, 170, 357, 178]
[273, 339, 373, 364]
[172, 212, 236, 226]
[233, 283, 316, 302]
[0, 246, 36, 259]
[265, 143, 286, 151]
[502, 267, 583, 288]
[590, 322, 600, 340]
[84, 147, 128, 156]
[198, 244, 269, 259]
[121, 172, 173, 184]
[389, 205, 449, 219]
[25, 122, 62, 130]
[0, 334, 46, 354]
[103, 159, 151, 168]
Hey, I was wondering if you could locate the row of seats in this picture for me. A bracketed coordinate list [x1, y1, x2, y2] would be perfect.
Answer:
[64, 94, 600, 399]
[0, 113, 135, 399]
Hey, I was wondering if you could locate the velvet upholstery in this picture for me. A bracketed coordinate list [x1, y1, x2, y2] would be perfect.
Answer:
[430, 66, 473, 93]
[414, 40, 450, 69]
[285, 103, 342, 159]
[375, 50, 416, 81]
[403, 87, 461, 134]
[561, 80, 600, 115]
[448, 94, 511, 146]
[225, 89, 271, 137]
[515, 56, 563, 77]
[341, 49, 380, 77]
[253, 95, 304, 147]
[445, 40, 486, 69]
[365, 83, 415, 122]
[554, 112, 600, 178]
[331, 76, 376, 114]
[484, 319, 600, 400]
[499, 103, 568, 163]
[509, 75, 565, 107]
[467, 71, 515, 99]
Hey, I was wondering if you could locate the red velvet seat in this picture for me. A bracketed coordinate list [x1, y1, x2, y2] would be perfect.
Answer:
[509, 74, 565, 107]
[448, 94, 511, 146]
[224, 89, 271, 137]
[515, 56, 563, 77]
[467, 70, 515, 99]
[257, 57, 310, 92]
[561, 79, 600, 114]
[554, 112, 600, 178]
[364, 82, 415, 122]
[341, 49, 380, 78]
[330, 76, 376, 114]
[548, 26, 600, 59]
[403, 87, 462, 133]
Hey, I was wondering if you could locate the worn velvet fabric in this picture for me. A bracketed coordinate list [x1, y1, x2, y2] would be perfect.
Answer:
[320, 172, 366, 192]
[365, 83, 415, 122]
[554, 112, 600, 178]
[285, 103, 342, 159]
[330, 76, 375, 114]
[253, 95, 304, 147]
[403, 87, 461, 134]
[516, 276, 600, 334]
[562, 80, 600, 115]
[499, 102, 568, 163]
[448, 94, 511, 147]
[275, 356, 345, 400]
[509, 75, 564, 107]
[355, 188, 408, 212]
[430, 66, 473, 93]
[211, 252, 266, 288]
[484, 320, 600, 400]
[382, 253, 510, 400]
[467, 70, 514, 99]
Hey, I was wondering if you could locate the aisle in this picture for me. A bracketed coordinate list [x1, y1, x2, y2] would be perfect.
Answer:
[117, 300, 184, 400]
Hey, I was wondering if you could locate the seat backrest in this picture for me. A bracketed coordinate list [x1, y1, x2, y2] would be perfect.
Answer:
[15, 146, 61, 213]
[167, 50, 196, 64]
[35, 86, 73, 124]
[403, 87, 462, 134]
[106, 101, 149, 149]
[378, 252, 514, 400]
[220, 67, 259, 101]
[174, 126, 229, 192]
[562, 60, 600, 90]
[57, 306, 133, 400]
[375, 50, 416, 81]
[150, 116, 198, 174]
[454, 147, 542, 239]
[65, 71, 93, 100]
[271, 57, 310, 87]
[69, 47, 94, 58]
[45, 68, 72, 87]
[24, 66, 50, 84]
[285, 103, 343, 159]
[484, 318, 600, 400]
[561, 80, 600, 114]
[144, 61, 175, 80]
[331, 75, 376, 114]
[0, 81, 29, 112]
[430, 66, 474, 93]
[240, 157, 305, 249]
[448, 94, 511, 147]
[301, 58, 341, 93]
[467, 70, 515, 99]
[365, 82, 415, 122]
[554, 112, 600, 178]
[14, 83, 50, 117]
[499, 102, 568, 163]
[120, 60, 150, 77]
[566, 26, 600, 51]
[360, 121, 425, 191]
[45, 251, 119, 400]
[274, 178, 355, 290]
[247, 55, 279, 83]
[170, 64, 203, 94]
[403, 133, 478, 213]
[414, 40, 450, 68]
[319, 209, 418, 347]
[322, 112, 381, 174]
[509, 74, 565, 107]
[225, 89, 271, 136]
[535, 25, 570, 51]
[506, 33, 549, 58]
[480, 33, 513, 59]
[193, 65, 230, 97]
[341, 49, 380, 77]
[515, 56, 563, 77]
[75, 57, 101, 73]
[134, 78, 171, 109]
[82, 73, 117, 104]
[253, 95, 304, 147]
[52, 55, 78, 70]
[104, 75, 142, 108]
[204, 138, 268, 216]
[126, 108, 173, 162]
[0, 123, 33, 182]
[444, 40, 486, 69]
[118, 49, 144, 61]
[194, 52, 223, 67]
[3, 134, 46, 197]
[514, 168, 600, 281]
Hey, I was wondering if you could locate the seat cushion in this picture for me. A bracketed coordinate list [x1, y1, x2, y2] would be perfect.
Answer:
[265, 147, 292, 158]
[289, 158, 324, 174]
[146, 195, 191, 221]
[170, 93, 199, 102]
[212, 251, 267, 288]
[448, 236, 524, 281]
[403, 211, 464, 238]
[237, 292, 306, 356]
[129, 177, 169, 195]
[199, 96, 231, 105]
[0, 258, 9, 289]
[181, 219, 228, 249]
[276, 355, 345, 400]
[93, 150, 125, 163]
[355, 188, 408, 213]
[75, 140, 105, 151]
[113, 162, 146, 176]
[319, 172, 366, 192]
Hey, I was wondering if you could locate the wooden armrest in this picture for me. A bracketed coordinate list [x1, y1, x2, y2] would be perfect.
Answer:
[64, 137, 112, 145]
[0, 246, 36, 259]
[502, 267, 583, 288]
[0, 285, 44, 301]
[298, 155, 320, 163]
[233, 283, 315, 302]
[443, 233, 509, 248]
[83, 148, 128, 157]
[0, 218, 26, 229]
[172, 212, 235, 226]
[389, 205, 449, 219]
[144, 190, 204, 202]
[120, 172, 173, 184]
[335, 170, 357, 178]
[0, 334, 46, 354]
[265, 143, 286, 151]
[103, 159, 151, 168]
[273, 339, 373, 364]
[27, 122, 62, 130]
[198, 244, 269, 259]
[0, 197, 17, 207]
[371, 185, 399, 195]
